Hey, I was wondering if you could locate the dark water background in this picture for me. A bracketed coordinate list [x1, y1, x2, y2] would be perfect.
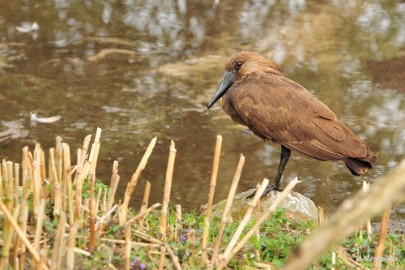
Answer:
[0, 0, 404, 224]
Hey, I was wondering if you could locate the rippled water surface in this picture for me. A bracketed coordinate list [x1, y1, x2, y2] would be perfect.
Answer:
[1, 1, 404, 223]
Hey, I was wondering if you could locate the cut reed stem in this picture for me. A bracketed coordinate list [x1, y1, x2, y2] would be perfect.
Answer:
[210, 153, 245, 269]
[159, 140, 177, 270]
[220, 178, 269, 264]
[373, 207, 391, 270]
[201, 135, 222, 267]
[218, 177, 300, 269]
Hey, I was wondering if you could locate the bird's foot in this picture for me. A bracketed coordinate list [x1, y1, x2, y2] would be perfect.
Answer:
[246, 183, 282, 200]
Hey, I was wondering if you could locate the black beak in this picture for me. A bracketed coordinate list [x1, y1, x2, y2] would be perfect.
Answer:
[207, 70, 236, 109]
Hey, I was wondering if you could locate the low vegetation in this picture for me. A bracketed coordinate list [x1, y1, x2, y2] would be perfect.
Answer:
[0, 129, 403, 269]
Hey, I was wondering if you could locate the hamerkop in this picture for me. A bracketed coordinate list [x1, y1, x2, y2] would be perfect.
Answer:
[208, 51, 377, 196]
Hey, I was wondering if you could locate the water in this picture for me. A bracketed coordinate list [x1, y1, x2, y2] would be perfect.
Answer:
[0, 1, 404, 224]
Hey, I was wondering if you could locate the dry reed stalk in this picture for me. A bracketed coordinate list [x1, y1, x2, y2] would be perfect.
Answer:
[66, 223, 77, 270]
[17, 172, 30, 270]
[107, 160, 120, 213]
[124, 225, 132, 270]
[373, 207, 391, 270]
[0, 201, 48, 269]
[219, 177, 300, 269]
[201, 135, 222, 267]
[218, 178, 269, 269]
[53, 179, 62, 219]
[174, 204, 182, 241]
[32, 146, 42, 217]
[335, 247, 367, 270]
[10, 206, 20, 270]
[99, 238, 160, 248]
[74, 134, 92, 222]
[51, 214, 66, 270]
[72, 247, 91, 256]
[95, 204, 118, 229]
[0, 204, 19, 270]
[89, 138, 101, 178]
[95, 188, 102, 215]
[165, 243, 182, 270]
[159, 140, 177, 270]
[63, 143, 75, 225]
[158, 245, 167, 270]
[119, 136, 157, 224]
[254, 262, 272, 269]
[12, 163, 22, 269]
[48, 148, 55, 191]
[284, 159, 405, 270]
[0, 163, 3, 198]
[23, 147, 34, 195]
[39, 147, 46, 180]
[133, 229, 162, 245]
[84, 128, 101, 179]
[254, 183, 261, 261]
[102, 188, 108, 213]
[89, 173, 96, 250]
[55, 136, 63, 194]
[12, 205, 24, 268]
[139, 180, 151, 228]
[331, 251, 336, 270]
[124, 203, 161, 227]
[210, 154, 245, 270]
[160, 140, 177, 237]
[3, 161, 13, 208]
[33, 199, 47, 258]
[140, 180, 151, 212]
[362, 181, 372, 240]
[13, 163, 19, 206]
[318, 206, 325, 226]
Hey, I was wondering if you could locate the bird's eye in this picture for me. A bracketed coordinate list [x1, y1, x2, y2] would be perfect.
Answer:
[235, 61, 243, 70]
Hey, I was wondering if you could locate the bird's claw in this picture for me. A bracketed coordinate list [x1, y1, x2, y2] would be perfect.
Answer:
[245, 183, 282, 200]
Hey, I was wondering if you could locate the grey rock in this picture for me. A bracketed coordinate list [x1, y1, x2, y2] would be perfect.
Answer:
[212, 190, 318, 223]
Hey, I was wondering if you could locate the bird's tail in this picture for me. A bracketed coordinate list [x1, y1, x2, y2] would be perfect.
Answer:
[344, 158, 373, 176]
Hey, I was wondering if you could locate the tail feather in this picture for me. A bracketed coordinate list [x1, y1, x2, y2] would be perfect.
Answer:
[344, 158, 372, 176]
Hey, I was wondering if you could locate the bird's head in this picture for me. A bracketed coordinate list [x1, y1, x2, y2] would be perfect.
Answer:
[207, 51, 281, 109]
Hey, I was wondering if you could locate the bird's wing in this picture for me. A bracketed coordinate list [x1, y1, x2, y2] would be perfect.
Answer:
[229, 74, 368, 160]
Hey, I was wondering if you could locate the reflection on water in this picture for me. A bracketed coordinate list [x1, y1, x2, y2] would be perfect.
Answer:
[0, 0, 404, 223]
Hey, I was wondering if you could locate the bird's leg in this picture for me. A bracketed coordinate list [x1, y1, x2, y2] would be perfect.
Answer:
[247, 145, 291, 199]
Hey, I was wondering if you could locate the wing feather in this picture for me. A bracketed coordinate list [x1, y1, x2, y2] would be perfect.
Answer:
[223, 73, 369, 161]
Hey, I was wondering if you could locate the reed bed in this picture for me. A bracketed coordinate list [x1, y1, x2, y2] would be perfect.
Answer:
[0, 129, 403, 269]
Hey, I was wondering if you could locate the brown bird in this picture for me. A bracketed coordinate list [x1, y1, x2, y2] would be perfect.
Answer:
[208, 51, 377, 196]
